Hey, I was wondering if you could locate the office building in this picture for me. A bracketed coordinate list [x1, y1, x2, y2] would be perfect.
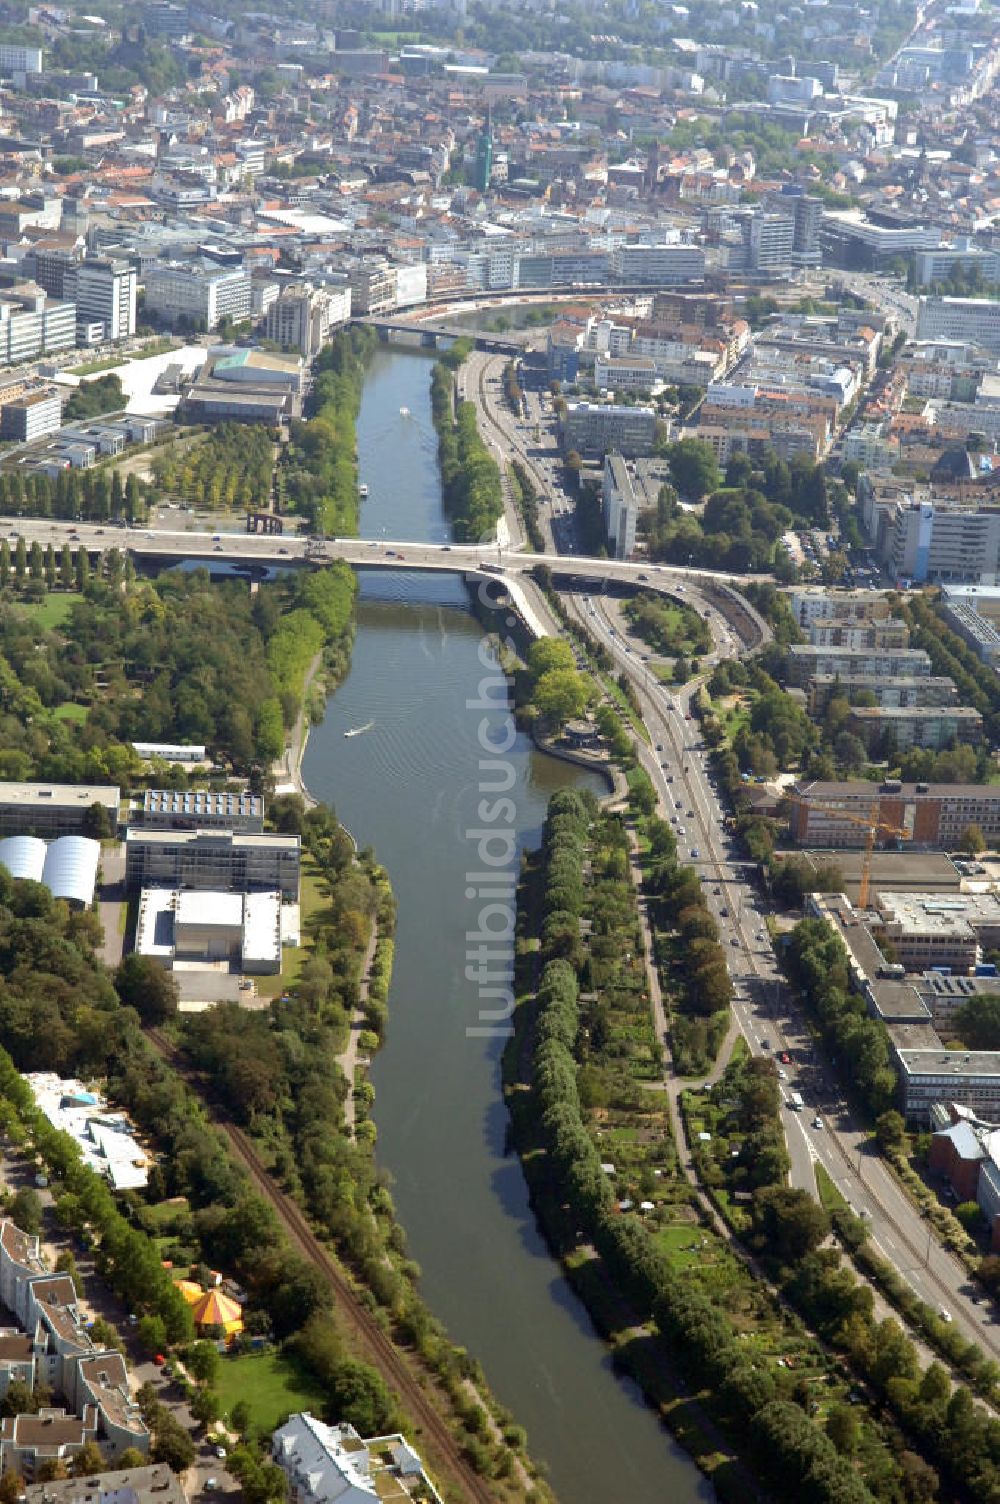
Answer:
[72, 259, 135, 343]
[609, 245, 705, 286]
[602, 453, 638, 559]
[561, 400, 657, 458]
[0, 284, 74, 367]
[1, 389, 61, 443]
[888, 500, 1000, 585]
[789, 779, 1000, 849]
[809, 893, 1000, 1124]
[0, 783, 118, 838]
[124, 828, 300, 901]
[139, 789, 263, 832]
[917, 296, 1000, 352]
[143, 263, 251, 331]
[747, 212, 795, 275]
[0, 44, 43, 73]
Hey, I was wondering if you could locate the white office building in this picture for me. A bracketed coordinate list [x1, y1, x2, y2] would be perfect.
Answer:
[917, 297, 1000, 352]
[602, 452, 639, 559]
[0, 44, 42, 73]
[609, 244, 705, 286]
[144, 263, 251, 331]
[72, 259, 136, 343]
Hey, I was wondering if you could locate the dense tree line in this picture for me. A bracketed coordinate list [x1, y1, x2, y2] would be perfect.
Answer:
[0, 463, 145, 523]
[900, 594, 1000, 745]
[785, 919, 898, 1117]
[509, 460, 545, 551]
[283, 326, 376, 536]
[430, 362, 503, 542]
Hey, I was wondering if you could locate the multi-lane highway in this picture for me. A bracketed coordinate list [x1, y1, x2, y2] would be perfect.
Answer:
[578, 585, 1000, 1363]
[0, 514, 771, 605]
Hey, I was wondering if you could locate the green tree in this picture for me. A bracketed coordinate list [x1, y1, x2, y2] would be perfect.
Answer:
[875, 1109, 906, 1153]
[9, 1187, 42, 1235]
[115, 954, 179, 1023]
[752, 1185, 829, 1262]
[152, 1412, 196, 1473]
[534, 668, 590, 726]
[959, 822, 987, 855]
[667, 438, 721, 498]
[954, 995, 1000, 1050]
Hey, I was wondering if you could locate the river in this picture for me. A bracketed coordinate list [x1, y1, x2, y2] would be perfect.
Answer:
[302, 345, 710, 1504]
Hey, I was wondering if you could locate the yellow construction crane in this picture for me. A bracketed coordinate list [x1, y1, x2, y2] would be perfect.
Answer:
[782, 790, 911, 908]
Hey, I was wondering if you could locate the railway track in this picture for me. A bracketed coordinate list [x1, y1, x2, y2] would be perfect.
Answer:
[146, 1029, 499, 1504]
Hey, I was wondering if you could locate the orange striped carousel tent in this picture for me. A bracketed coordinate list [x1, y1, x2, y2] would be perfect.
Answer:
[191, 1288, 243, 1337]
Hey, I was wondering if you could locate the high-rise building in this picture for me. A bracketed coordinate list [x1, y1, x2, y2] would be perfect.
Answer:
[747, 211, 795, 275]
[602, 453, 638, 559]
[72, 258, 136, 342]
[474, 119, 493, 192]
[265, 284, 351, 356]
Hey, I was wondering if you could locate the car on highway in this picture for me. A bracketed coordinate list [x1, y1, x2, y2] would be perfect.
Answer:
[812, 1116, 823, 1130]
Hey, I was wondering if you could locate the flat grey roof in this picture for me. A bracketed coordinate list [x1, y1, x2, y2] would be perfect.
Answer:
[898, 1048, 1000, 1078]
[0, 782, 119, 809]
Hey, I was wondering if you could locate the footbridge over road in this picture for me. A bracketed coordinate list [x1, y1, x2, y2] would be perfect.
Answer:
[0, 517, 772, 645]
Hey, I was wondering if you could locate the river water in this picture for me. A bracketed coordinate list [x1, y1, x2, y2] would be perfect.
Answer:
[302, 346, 710, 1504]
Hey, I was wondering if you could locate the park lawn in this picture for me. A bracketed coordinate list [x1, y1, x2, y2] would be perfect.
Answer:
[215, 1349, 325, 1432]
[52, 702, 88, 724]
[68, 355, 125, 376]
[19, 592, 80, 628]
[130, 338, 178, 360]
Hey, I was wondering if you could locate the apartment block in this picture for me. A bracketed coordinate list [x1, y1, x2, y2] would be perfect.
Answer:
[846, 704, 983, 751]
[806, 674, 958, 714]
[790, 587, 893, 629]
[805, 619, 910, 650]
[265, 283, 351, 356]
[784, 644, 931, 687]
